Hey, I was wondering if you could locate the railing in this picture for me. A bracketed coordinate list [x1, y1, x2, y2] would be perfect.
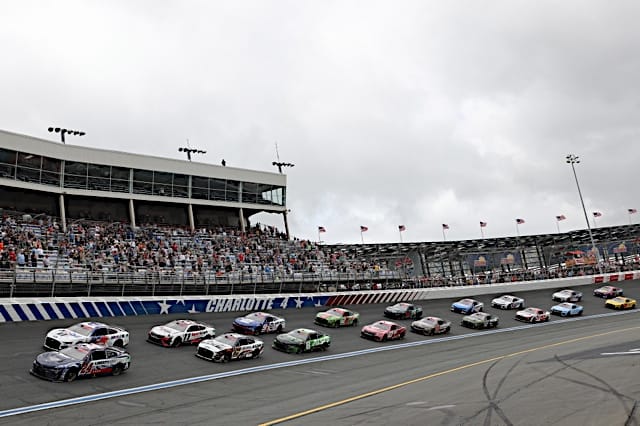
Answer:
[0, 268, 403, 298]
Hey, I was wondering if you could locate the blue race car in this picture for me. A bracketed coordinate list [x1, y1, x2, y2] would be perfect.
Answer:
[232, 312, 286, 335]
[451, 298, 484, 314]
[550, 302, 583, 317]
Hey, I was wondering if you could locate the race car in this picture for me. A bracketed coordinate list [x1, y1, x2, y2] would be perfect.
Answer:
[515, 307, 550, 323]
[30, 343, 131, 382]
[550, 303, 584, 317]
[552, 289, 583, 302]
[147, 319, 216, 347]
[383, 302, 423, 320]
[491, 295, 525, 310]
[451, 298, 484, 314]
[44, 322, 129, 351]
[231, 312, 285, 335]
[360, 320, 406, 342]
[195, 333, 264, 362]
[460, 312, 499, 329]
[605, 297, 637, 310]
[314, 308, 359, 327]
[593, 285, 624, 299]
[272, 328, 331, 353]
[410, 316, 451, 336]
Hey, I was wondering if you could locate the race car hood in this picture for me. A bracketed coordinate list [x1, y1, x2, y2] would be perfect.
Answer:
[316, 313, 338, 320]
[275, 334, 303, 345]
[492, 298, 509, 304]
[361, 325, 384, 335]
[199, 340, 231, 354]
[516, 311, 534, 317]
[150, 326, 180, 337]
[47, 328, 85, 344]
[35, 351, 78, 368]
[462, 315, 482, 323]
[385, 307, 403, 313]
[452, 302, 471, 309]
[411, 320, 433, 329]
[234, 317, 261, 327]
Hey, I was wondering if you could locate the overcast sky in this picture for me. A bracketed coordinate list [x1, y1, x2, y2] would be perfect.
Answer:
[1, 1, 639, 244]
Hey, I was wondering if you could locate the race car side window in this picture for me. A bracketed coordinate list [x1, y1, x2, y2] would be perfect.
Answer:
[106, 349, 118, 358]
[308, 333, 317, 340]
[92, 350, 106, 361]
[93, 328, 108, 336]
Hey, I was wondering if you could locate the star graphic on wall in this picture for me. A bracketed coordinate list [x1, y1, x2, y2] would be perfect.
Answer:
[279, 297, 289, 309]
[314, 300, 324, 308]
[158, 300, 172, 315]
[294, 298, 304, 308]
[176, 299, 186, 305]
[188, 304, 198, 314]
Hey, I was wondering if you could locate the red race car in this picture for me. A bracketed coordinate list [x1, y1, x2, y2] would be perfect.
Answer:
[515, 307, 550, 323]
[593, 285, 623, 299]
[360, 320, 406, 342]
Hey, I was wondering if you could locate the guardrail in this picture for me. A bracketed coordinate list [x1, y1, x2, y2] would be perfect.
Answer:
[1, 271, 637, 323]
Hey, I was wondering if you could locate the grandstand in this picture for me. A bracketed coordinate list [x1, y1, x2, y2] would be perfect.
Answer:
[1, 129, 639, 297]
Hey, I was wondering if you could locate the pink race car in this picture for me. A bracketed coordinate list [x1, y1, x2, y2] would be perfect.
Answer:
[360, 320, 406, 342]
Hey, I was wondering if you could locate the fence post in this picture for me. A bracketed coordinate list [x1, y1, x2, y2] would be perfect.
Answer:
[9, 270, 15, 298]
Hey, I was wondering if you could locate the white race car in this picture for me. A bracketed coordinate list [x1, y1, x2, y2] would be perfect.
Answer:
[491, 295, 525, 309]
[44, 321, 129, 351]
[552, 289, 583, 302]
[147, 319, 216, 347]
[196, 333, 264, 362]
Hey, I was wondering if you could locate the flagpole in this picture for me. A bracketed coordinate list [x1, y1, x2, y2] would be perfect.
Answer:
[556, 220, 560, 234]
[442, 228, 446, 242]
[399, 230, 403, 243]
[630, 212, 632, 225]
[361, 230, 364, 244]
[516, 223, 520, 238]
[480, 225, 484, 239]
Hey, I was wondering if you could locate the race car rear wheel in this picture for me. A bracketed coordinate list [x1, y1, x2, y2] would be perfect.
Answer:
[252, 349, 261, 359]
[113, 339, 124, 348]
[64, 369, 78, 382]
[221, 353, 231, 363]
[112, 364, 123, 376]
[276, 325, 283, 333]
[352, 319, 358, 327]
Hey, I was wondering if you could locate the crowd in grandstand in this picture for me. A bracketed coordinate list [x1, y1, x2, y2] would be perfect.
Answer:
[1, 211, 639, 290]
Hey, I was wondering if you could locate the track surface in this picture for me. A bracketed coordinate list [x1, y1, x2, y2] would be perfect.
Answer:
[1, 282, 640, 425]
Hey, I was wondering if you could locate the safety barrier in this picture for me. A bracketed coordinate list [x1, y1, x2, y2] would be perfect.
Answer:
[0, 271, 637, 323]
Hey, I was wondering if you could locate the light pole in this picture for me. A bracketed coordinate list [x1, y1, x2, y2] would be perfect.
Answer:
[272, 161, 294, 240]
[48, 127, 85, 144]
[566, 154, 601, 271]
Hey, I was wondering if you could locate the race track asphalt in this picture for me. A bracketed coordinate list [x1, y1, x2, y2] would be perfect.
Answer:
[1, 281, 640, 425]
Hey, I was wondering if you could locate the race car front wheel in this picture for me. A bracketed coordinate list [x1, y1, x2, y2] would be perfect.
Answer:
[112, 364, 123, 376]
[65, 369, 78, 382]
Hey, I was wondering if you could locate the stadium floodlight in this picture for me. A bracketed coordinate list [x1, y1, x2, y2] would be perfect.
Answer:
[566, 154, 601, 271]
[178, 146, 206, 161]
[48, 126, 85, 144]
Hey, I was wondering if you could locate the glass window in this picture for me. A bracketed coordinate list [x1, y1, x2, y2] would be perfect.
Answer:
[191, 187, 208, 200]
[41, 156, 61, 172]
[41, 171, 60, 186]
[133, 169, 153, 182]
[16, 166, 41, 183]
[192, 176, 208, 188]
[0, 148, 17, 166]
[173, 174, 188, 186]
[65, 161, 87, 177]
[226, 180, 240, 202]
[111, 166, 130, 180]
[17, 152, 41, 169]
[153, 171, 172, 185]
[88, 164, 111, 178]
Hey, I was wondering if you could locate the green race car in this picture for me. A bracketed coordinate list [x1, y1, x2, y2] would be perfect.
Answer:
[272, 328, 331, 353]
[314, 307, 359, 328]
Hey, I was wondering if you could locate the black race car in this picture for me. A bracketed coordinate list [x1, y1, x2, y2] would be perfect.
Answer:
[383, 302, 423, 320]
[30, 343, 131, 382]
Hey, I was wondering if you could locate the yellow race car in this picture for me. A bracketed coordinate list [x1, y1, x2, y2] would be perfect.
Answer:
[604, 296, 637, 310]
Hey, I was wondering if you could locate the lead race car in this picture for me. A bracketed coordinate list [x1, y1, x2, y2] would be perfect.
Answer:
[196, 333, 264, 362]
[147, 319, 216, 347]
[593, 285, 624, 299]
[44, 321, 129, 351]
[552, 289, 583, 302]
[232, 312, 285, 335]
[31, 343, 131, 382]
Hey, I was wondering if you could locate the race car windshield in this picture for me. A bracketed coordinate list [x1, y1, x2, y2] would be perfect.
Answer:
[215, 335, 238, 346]
[371, 322, 390, 330]
[68, 324, 94, 336]
[245, 313, 266, 321]
[164, 321, 190, 331]
[289, 330, 310, 339]
[325, 309, 344, 316]
[60, 347, 89, 360]
[459, 299, 473, 305]
[421, 318, 437, 325]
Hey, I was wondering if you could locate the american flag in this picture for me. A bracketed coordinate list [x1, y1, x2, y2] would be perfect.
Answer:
[318, 226, 326, 233]
[556, 215, 566, 221]
[442, 224, 450, 230]
[593, 212, 602, 217]
[398, 225, 406, 232]
[480, 221, 487, 227]
[516, 218, 525, 224]
[629, 209, 637, 214]
[360, 225, 368, 232]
